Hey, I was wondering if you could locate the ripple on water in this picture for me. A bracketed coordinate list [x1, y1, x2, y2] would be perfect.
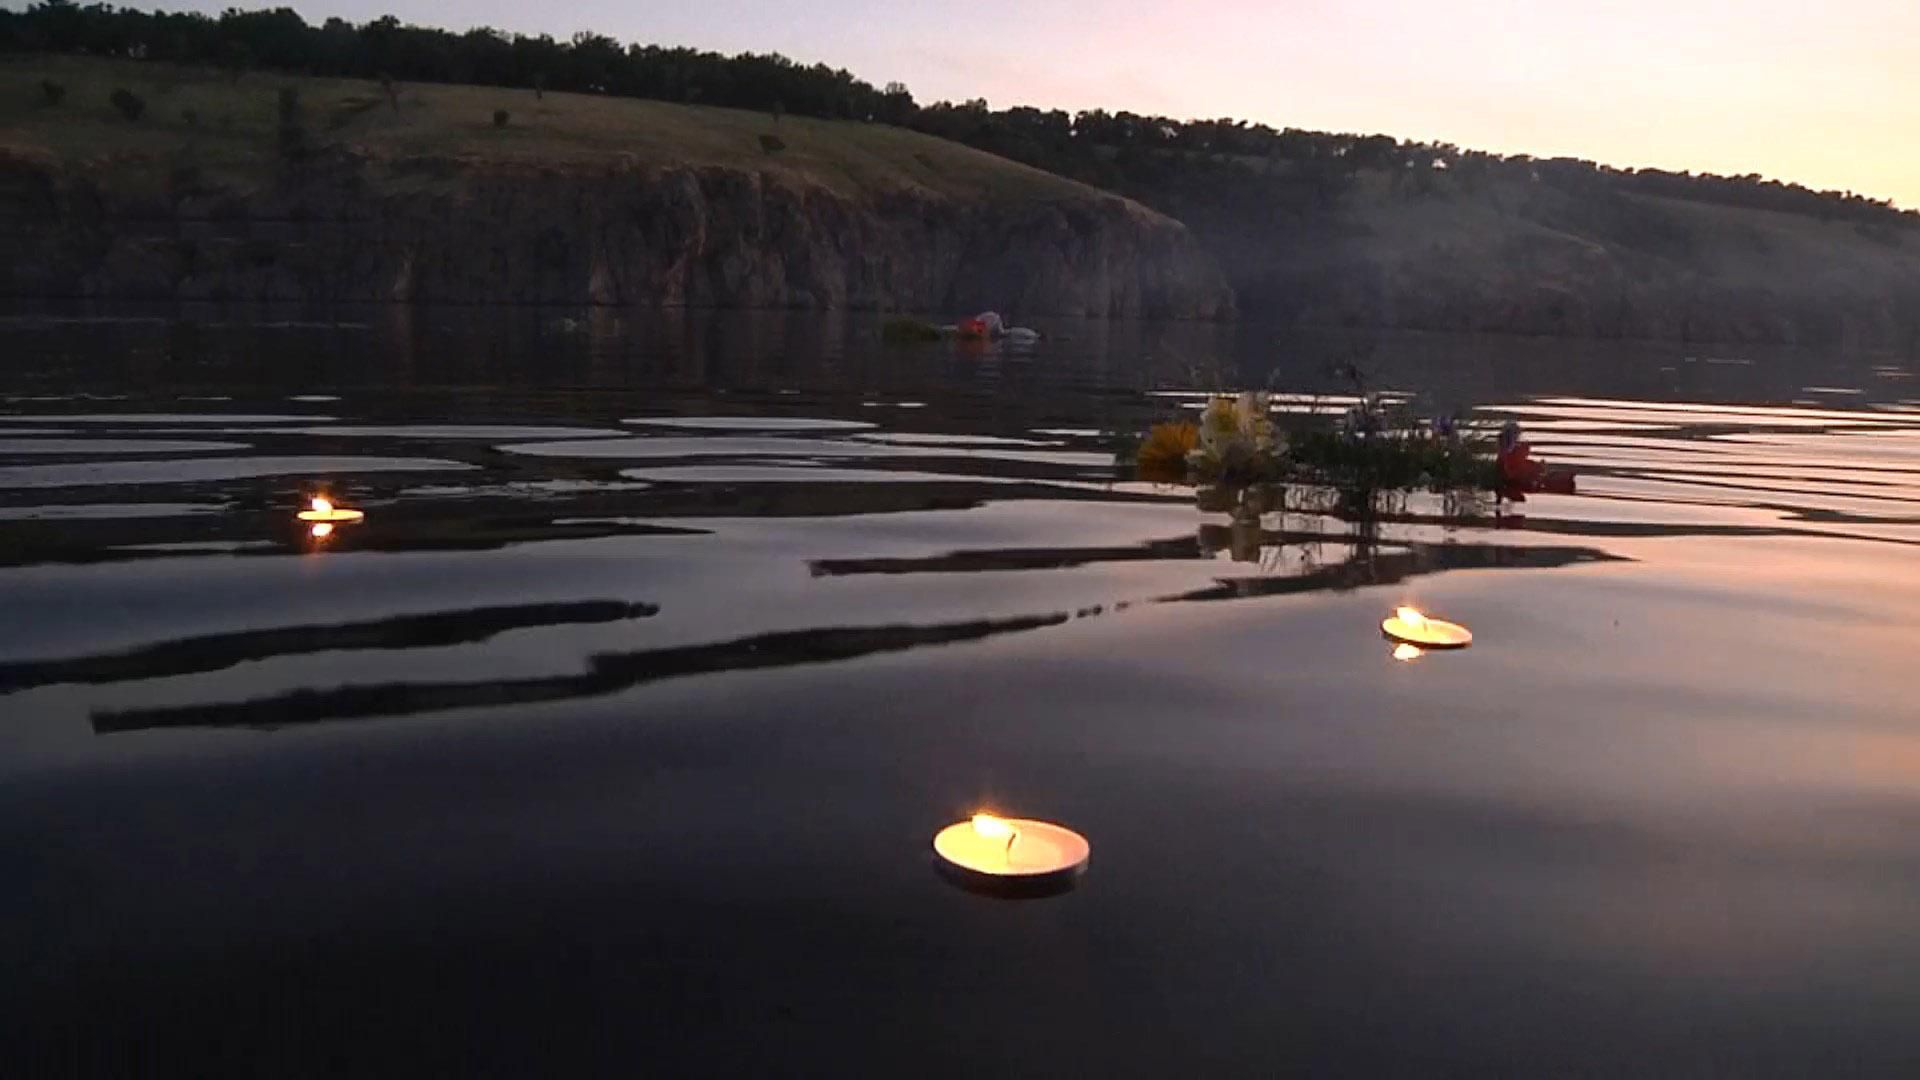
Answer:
[622, 416, 877, 432]
[1, 393, 130, 402]
[0, 456, 474, 489]
[0, 413, 336, 425]
[0, 502, 229, 521]
[2, 355, 1919, 1079]
[852, 433, 1062, 447]
[1706, 431, 1920, 461]
[617, 465, 1027, 484]
[111, 541, 282, 554]
[0, 439, 251, 455]
[1503, 397, 1920, 428]
[236, 425, 628, 440]
[397, 479, 657, 498]
[505, 436, 890, 459]
[503, 436, 1113, 469]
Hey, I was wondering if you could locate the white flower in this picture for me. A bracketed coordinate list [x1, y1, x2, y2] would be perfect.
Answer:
[1192, 392, 1285, 475]
[1198, 397, 1238, 453]
[1237, 391, 1279, 453]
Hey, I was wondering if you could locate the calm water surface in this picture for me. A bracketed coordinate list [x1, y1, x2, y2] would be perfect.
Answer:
[3, 309, 1919, 1075]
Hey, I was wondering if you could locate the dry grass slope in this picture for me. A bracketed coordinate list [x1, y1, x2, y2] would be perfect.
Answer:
[0, 55, 1104, 205]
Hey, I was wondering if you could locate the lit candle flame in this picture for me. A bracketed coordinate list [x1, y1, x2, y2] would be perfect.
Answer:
[1383, 606, 1471, 650]
[310, 522, 334, 539]
[972, 812, 1018, 859]
[298, 495, 363, 528]
[1393, 642, 1423, 662]
[972, 813, 1013, 839]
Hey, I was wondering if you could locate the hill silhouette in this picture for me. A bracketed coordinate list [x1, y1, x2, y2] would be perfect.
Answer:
[5, 2, 1918, 346]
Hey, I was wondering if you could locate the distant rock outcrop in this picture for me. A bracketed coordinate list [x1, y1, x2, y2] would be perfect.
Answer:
[1150, 171, 1920, 351]
[0, 150, 1233, 319]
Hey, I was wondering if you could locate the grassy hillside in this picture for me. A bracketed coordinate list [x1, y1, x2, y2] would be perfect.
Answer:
[1312, 170, 1917, 343]
[1099, 151, 1920, 348]
[1284, 164, 1920, 290]
[0, 55, 1101, 205]
[0, 55, 1231, 316]
[10, 55, 1914, 344]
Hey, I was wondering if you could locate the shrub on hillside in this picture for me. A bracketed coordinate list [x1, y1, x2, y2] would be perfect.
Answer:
[109, 88, 145, 121]
[493, 109, 510, 128]
[276, 87, 306, 160]
[759, 133, 785, 155]
[39, 80, 65, 106]
[220, 40, 251, 83]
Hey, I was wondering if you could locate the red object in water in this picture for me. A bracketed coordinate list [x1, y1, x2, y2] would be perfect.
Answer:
[1498, 440, 1576, 497]
[957, 316, 990, 339]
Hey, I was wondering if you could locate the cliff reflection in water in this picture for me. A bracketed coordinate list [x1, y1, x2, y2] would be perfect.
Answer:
[3, 304, 1909, 409]
[5, 318, 1920, 1075]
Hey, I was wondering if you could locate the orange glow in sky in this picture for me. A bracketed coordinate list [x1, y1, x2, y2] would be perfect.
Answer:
[900, 0, 1920, 208]
[172, 0, 1920, 207]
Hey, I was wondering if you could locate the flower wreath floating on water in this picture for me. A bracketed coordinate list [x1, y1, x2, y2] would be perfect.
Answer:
[1132, 391, 1506, 499]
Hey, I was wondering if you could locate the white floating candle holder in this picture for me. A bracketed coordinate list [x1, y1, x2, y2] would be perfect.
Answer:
[296, 496, 364, 539]
[296, 496, 365, 525]
[1380, 606, 1472, 649]
[933, 813, 1089, 898]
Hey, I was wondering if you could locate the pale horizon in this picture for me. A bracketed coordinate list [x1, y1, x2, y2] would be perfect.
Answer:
[66, 0, 1920, 209]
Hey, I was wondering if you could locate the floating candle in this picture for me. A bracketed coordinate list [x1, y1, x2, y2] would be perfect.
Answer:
[933, 812, 1089, 898]
[1380, 605, 1473, 649]
[296, 496, 365, 525]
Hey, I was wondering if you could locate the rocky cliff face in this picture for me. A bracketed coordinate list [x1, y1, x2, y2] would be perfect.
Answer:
[1151, 176, 1920, 351]
[1246, 219, 1920, 352]
[0, 151, 1233, 319]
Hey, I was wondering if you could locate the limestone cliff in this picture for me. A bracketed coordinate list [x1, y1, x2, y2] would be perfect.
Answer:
[1142, 170, 1920, 351]
[0, 150, 1233, 318]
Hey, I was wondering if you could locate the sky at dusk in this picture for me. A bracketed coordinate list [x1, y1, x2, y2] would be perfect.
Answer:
[130, 0, 1920, 207]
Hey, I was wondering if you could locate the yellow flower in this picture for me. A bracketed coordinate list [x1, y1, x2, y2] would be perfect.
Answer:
[1137, 422, 1199, 480]
[1198, 396, 1241, 455]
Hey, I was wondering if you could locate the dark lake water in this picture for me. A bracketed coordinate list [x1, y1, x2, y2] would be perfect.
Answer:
[3, 307, 1919, 1076]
